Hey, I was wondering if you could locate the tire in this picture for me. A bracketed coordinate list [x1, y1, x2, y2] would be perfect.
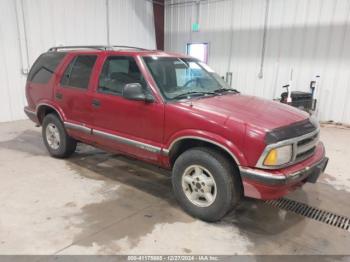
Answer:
[172, 147, 242, 222]
[42, 113, 77, 158]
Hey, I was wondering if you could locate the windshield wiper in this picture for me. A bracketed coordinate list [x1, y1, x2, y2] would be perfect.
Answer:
[171, 91, 216, 100]
[214, 88, 240, 94]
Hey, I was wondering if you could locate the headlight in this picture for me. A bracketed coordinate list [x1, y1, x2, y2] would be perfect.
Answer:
[263, 144, 293, 166]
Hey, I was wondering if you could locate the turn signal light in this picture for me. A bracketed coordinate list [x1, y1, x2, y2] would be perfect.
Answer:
[264, 149, 278, 166]
[263, 145, 293, 166]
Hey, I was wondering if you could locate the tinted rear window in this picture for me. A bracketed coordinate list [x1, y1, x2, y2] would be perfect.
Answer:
[61, 55, 97, 89]
[28, 52, 66, 84]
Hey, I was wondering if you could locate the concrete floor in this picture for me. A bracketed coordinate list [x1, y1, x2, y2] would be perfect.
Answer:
[0, 120, 349, 255]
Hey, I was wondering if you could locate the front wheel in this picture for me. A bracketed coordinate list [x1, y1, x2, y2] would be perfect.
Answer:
[42, 113, 77, 158]
[172, 147, 242, 222]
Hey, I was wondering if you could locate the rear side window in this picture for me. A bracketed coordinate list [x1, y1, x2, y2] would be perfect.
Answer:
[28, 52, 66, 84]
[61, 55, 97, 89]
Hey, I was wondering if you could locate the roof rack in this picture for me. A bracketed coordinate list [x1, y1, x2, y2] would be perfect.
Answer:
[48, 45, 110, 52]
[48, 45, 150, 52]
[112, 45, 150, 51]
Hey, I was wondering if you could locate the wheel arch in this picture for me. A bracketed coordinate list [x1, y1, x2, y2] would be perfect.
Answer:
[165, 135, 246, 169]
[36, 103, 65, 125]
[167, 137, 245, 200]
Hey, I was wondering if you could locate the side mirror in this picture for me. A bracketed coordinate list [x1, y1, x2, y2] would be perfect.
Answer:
[122, 83, 154, 103]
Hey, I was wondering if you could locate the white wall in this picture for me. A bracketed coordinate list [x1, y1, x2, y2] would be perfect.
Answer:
[0, 0, 156, 122]
[165, 0, 350, 125]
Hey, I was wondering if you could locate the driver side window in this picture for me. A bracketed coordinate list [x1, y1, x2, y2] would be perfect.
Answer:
[98, 56, 146, 96]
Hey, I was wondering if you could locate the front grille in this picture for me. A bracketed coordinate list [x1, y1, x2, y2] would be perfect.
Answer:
[294, 131, 319, 162]
[295, 147, 316, 161]
[297, 133, 318, 147]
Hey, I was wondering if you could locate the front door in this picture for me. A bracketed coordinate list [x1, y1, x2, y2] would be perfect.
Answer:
[90, 55, 164, 163]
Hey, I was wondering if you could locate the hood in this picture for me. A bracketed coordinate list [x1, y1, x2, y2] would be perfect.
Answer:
[182, 94, 309, 131]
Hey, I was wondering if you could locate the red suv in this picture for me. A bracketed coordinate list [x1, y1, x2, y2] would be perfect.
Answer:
[25, 46, 328, 221]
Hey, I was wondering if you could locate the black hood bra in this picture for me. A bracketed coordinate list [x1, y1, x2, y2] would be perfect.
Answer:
[265, 118, 317, 144]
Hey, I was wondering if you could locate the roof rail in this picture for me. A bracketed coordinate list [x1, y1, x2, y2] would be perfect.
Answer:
[48, 45, 111, 52]
[112, 45, 150, 51]
[48, 45, 151, 52]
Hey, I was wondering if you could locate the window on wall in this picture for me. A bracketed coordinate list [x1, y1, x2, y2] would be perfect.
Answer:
[61, 55, 97, 89]
[186, 43, 209, 63]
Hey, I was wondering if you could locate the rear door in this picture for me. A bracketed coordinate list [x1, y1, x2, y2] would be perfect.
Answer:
[54, 53, 98, 141]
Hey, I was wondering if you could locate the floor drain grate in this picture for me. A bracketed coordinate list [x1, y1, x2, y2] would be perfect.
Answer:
[265, 198, 350, 232]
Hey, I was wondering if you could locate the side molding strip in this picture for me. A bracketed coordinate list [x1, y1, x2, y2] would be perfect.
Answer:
[64, 121, 161, 153]
[93, 129, 161, 153]
[63, 123, 238, 161]
[64, 122, 92, 135]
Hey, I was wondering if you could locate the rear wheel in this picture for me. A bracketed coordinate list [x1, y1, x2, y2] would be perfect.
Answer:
[42, 113, 77, 158]
[172, 147, 242, 222]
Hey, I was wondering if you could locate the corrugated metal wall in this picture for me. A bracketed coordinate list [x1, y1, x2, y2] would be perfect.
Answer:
[0, 0, 156, 122]
[165, 0, 350, 124]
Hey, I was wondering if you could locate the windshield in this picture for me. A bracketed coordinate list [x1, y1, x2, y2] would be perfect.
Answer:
[143, 57, 233, 100]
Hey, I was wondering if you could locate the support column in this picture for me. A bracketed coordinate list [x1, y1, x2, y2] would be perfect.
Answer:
[153, 0, 164, 50]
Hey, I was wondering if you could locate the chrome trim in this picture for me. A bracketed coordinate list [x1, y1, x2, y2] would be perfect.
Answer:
[239, 167, 286, 184]
[164, 136, 241, 165]
[296, 133, 319, 155]
[24, 107, 36, 116]
[63, 121, 161, 153]
[64, 122, 92, 134]
[93, 129, 161, 153]
[240, 156, 328, 185]
[256, 128, 320, 170]
[162, 148, 170, 155]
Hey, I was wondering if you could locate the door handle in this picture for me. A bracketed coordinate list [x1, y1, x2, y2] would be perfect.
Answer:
[92, 99, 101, 107]
[55, 93, 63, 100]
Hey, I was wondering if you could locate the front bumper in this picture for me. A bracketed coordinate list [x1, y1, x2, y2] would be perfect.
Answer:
[240, 142, 328, 199]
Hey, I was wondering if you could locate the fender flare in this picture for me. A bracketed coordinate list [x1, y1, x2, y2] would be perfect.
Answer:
[163, 130, 247, 166]
[35, 101, 66, 123]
